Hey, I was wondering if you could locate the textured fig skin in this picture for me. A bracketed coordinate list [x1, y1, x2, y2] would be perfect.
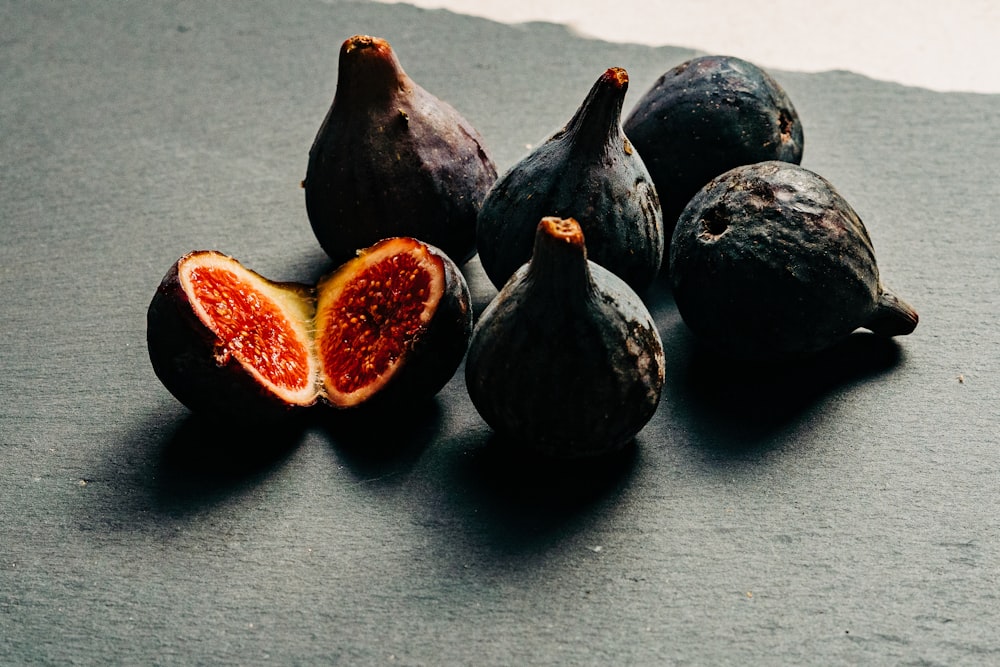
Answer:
[304, 35, 498, 266]
[476, 67, 664, 291]
[316, 238, 474, 412]
[624, 55, 804, 256]
[670, 161, 918, 362]
[466, 217, 666, 460]
[146, 252, 317, 422]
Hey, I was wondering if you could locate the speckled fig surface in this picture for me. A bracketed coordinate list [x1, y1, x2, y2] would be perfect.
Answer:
[304, 35, 497, 266]
[466, 217, 666, 459]
[147, 239, 473, 421]
[476, 67, 663, 291]
[669, 161, 918, 362]
[624, 55, 804, 254]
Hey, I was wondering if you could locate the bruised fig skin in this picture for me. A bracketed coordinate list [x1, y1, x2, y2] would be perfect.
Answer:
[670, 161, 919, 362]
[314, 237, 473, 411]
[304, 35, 498, 266]
[147, 251, 320, 422]
[466, 217, 666, 459]
[147, 239, 473, 422]
[624, 55, 804, 256]
[476, 67, 664, 292]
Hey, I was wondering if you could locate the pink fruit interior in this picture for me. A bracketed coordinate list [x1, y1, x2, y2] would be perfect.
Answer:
[318, 242, 441, 400]
[187, 266, 311, 392]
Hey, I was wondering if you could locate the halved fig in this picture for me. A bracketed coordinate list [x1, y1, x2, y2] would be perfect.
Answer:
[147, 239, 473, 421]
[147, 250, 319, 420]
[315, 237, 473, 409]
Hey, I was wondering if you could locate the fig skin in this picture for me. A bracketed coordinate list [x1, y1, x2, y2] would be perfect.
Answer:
[476, 67, 664, 292]
[304, 35, 498, 266]
[670, 161, 919, 362]
[624, 55, 804, 255]
[147, 251, 319, 422]
[314, 237, 473, 412]
[466, 217, 666, 460]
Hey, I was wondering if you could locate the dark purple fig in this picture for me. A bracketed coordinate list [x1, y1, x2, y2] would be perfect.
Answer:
[624, 55, 804, 255]
[476, 67, 664, 292]
[670, 161, 918, 362]
[304, 35, 498, 266]
[466, 217, 666, 459]
[147, 239, 472, 421]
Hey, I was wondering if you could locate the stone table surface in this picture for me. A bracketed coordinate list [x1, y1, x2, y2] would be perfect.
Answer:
[2, 2, 998, 664]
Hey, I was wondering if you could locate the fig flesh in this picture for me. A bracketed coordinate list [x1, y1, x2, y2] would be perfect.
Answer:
[304, 35, 498, 266]
[624, 55, 804, 255]
[147, 239, 473, 421]
[669, 161, 919, 362]
[476, 67, 664, 291]
[466, 217, 666, 459]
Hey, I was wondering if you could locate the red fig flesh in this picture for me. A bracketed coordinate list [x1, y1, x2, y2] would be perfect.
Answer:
[147, 239, 472, 420]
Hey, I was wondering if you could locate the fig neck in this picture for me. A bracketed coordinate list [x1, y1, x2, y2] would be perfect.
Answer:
[333, 35, 411, 106]
[556, 67, 629, 155]
[523, 217, 595, 301]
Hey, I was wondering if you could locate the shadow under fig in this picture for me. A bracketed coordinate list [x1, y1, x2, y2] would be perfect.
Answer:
[312, 397, 444, 480]
[667, 324, 904, 455]
[152, 412, 305, 510]
[446, 435, 639, 548]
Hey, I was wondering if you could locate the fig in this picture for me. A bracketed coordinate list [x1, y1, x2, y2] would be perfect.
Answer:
[669, 161, 919, 362]
[624, 55, 804, 253]
[147, 238, 473, 421]
[476, 67, 664, 292]
[466, 217, 666, 459]
[304, 35, 498, 266]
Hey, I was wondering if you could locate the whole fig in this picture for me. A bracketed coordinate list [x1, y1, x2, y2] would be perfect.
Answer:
[624, 55, 804, 255]
[304, 35, 498, 266]
[670, 161, 918, 362]
[476, 67, 664, 292]
[466, 217, 666, 459]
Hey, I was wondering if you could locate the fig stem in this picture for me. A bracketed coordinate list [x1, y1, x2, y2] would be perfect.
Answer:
[865, 287, 919, 337]
[559, 67, 628, 152]
[525, 217, 593, 296]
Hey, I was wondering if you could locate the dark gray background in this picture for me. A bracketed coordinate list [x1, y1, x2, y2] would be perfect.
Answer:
[2, 1, 997, 664]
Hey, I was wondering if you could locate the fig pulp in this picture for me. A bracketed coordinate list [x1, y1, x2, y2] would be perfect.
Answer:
[624, 55, 804, 255]
[304, 35, 498, 266]
[147, 239, 473, 421]
[476, 67, 664, 292]
[466, 217, 666, 459]
[669, 161, 919, 362]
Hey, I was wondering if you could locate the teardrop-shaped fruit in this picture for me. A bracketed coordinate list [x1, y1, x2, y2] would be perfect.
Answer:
[466, 217, 666, 459]
[476, 67, 664, 292]
[670, 161, 919, 362]
[147, 239, 473, 421]
[304, 35, 498, 266]
[624, 55, 804, 255]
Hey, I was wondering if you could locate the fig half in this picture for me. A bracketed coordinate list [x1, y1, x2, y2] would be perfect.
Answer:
[304, 35, 498, 266]
[147, 238, 473, 421]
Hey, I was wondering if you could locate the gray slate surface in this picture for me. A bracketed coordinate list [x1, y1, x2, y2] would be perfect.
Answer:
[2, 1, 998, 664]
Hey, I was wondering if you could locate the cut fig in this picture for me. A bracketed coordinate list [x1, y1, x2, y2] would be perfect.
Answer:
[315, 237, 473, 409]
[147, 239, 473, 421]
